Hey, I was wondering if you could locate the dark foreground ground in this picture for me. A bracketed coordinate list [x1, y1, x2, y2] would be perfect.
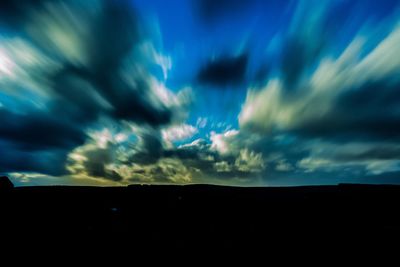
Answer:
[1, 181, 400, 255]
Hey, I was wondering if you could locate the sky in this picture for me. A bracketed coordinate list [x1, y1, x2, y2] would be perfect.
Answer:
[1, 0, 400, 186]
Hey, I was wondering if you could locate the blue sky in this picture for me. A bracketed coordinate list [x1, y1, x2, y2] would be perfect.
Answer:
[1, 0, 400, 186]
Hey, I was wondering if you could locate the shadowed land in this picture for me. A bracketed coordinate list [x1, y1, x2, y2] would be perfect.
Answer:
[1, 176, 400, 252]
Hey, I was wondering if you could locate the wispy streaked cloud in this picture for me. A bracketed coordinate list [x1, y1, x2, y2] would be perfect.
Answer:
[2, 0, 400, 186]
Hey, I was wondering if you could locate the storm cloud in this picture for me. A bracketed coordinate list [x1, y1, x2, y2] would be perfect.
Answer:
[2, 0, 400, 186]
[65, 124, 266, 184]
[237, 0, 400, 184]
[197, 53, 248, 87]
[0, 0, 191, 176]
[194, 0, 257, 23]
[239, 25, 400, 140]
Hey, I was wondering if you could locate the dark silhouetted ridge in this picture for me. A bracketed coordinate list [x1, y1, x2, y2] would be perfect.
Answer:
[1, 181, 400, 254]
[0, 176, 13, 190]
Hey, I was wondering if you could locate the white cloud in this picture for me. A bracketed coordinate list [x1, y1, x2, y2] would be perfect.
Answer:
[275, 159, 293, 172]
[297, 141, 400, 175]
[8, 172, 46, 184]
[239, 79, 290, 132]
[0, 37, 57, 102]
[113, 158, 193, 184]
[210, 129, 239, 155]
[26, 1, 101, 66]
[297, 156, 400, 176]
[142, 78, 193, 124]
[365, 160, 400, 175]
[213, 149, 265, 174]
[139, 41, 172, 80]
[353, 24, 400, 82]
[178, 138, 208, 150]
[234, 149, 265, 173]
[0, 46, 15, 78]
[239, 24, 400, 133]
[65, 124, 269, 185]
[66, 125, 197, 184]
[7, 172, 87, 186]
[162, 124, 198, 144]
[214, 161, 233, 173]
[196, 117, 208, 128]
[297, 157, 338, 173]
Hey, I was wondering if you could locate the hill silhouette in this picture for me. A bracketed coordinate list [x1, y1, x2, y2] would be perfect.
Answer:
[1, 176, 399, 254]
[0, 176, 14, 190]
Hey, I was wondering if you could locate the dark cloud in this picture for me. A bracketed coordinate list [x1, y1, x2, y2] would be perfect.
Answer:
[66, 126, 167, 182]
[0, 0, 186, 176]
[0, 0, 42, 27]
[81, 146, 123, 182]
[221, 0, 400, 185]
[197, 53, 248, 87]
[3, 0, 400, 186]
[55, 67, 174, 126]
[194, 0, 256, 23]
[332, 147, 400, 162]
[67, 129, 266, 184]
[295, 115, 400, 142]
[281, 37, 326, 90]
[240, 0, 400, 145]
[253, 63, 270, 86]
[0, 109, 85, 151]
[194, 0, 287, 26]
[34, 1, 172, 125]
[0, 107, 86, 175]
[293, 79, 400, 141]
[162, 137, 265, 181]
[0, 139, 69, 175]
[163, 144, 221, 178]
[127, 130, 164, 165]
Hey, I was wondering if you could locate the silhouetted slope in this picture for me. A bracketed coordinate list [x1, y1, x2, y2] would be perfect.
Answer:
[1, 181, 400, 253]
[0, 176, 13, 190]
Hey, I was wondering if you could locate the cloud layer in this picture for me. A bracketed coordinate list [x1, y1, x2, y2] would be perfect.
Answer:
[2, 0, 400, 186]
[0, 0, 191, 176]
